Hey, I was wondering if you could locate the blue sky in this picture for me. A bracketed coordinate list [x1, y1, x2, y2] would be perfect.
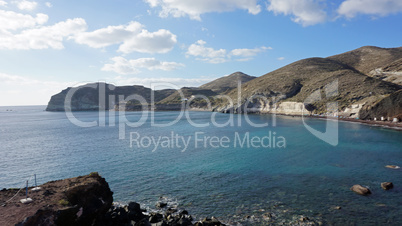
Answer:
[0, 0, 402, 106]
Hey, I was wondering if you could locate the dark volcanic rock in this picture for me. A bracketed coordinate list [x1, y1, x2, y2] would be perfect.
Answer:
[1, 173, 229, 226]
[195, 217, 225, 226]
[149, 213, 163, 223]
[156, 202, 168, 208]
[104, 202, 200, 226]
[381, 182, 394, 190]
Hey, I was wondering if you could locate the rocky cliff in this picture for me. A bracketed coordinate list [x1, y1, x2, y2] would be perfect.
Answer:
[46, 83, 175, 111]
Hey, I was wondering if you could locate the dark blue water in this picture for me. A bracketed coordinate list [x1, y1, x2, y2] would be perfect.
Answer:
[1, 106, 401, 224]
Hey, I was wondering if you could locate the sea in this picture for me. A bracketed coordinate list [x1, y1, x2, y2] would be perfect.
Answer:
[0, 105, 401, 225]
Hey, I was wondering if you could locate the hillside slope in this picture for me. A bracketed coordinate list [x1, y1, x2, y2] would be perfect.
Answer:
[368, 58, 402, 85]
[359, 90, 402, 120]
[199, 71, 256, 93]
[215, 47, 402, 116]
[328, 46, 402, 75]
[158, 87, 218, 104]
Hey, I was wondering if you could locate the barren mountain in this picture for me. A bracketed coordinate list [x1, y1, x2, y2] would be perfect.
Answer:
[199, 71, 256, 93]
[215, 46, 402, 117]
[46, 46, 402, 119]
[328, 46, 402, 75]
[158, 87, 218, 104]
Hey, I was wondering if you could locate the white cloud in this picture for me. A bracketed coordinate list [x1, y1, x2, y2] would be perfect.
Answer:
[0, 9, 176, 53]
[113, 75, 215, 89]
[74, 22, 142, 48]
[278, 57, 285, 60]
[0, 10, 48, 30]
[144, 0, 261, 20]
[338, 0, 402, 18]
[267, 0, 327, 26]
[0, 72, 76, 106]
[102, 56, 184, 75]
[118, 29, 177, 54]
[74, 21, 177, 54]
[187, 40, 227, 63]
[0, 1, 7, 6]
[45, 2, 52, 8]
[186, 40, 270, 63]
[0, 9, 87, 50]
[16, 0, 38, 11]
[0, 18, 87, 50]
[230, 46, 272, 57]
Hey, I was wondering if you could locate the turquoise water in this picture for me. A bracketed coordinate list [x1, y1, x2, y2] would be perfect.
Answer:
[1, 106, 402, 224]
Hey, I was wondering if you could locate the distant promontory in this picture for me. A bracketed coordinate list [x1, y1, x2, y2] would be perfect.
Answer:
[46, 46, 402, 121]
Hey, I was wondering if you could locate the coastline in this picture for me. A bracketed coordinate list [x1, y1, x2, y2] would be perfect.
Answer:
[328, 117, 402, 130]
[1, 174, 322, 226]
[290, 114, 402, 131]
[0, 174, 222, 226]
[45, 105, 402, 131]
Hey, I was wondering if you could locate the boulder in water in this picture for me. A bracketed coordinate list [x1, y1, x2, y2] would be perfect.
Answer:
[195, 217, 225, 226]
[381, 182, 394, 190]
[350, 185, 371, 195]
[385, 165, 400, 169]
[156, 202, 167, 208]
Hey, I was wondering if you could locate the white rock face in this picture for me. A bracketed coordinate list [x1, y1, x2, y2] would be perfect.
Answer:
[342, 104, 363, 118]
[244, 101, 308, 115]
[272, 102, 307, 115]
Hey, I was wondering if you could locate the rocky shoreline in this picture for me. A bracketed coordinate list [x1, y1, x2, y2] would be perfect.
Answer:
[0, 173, 227, 226]
[0, 173, 325, 226]
[1, 170, 399, 225]
[279, 114, 402, 131]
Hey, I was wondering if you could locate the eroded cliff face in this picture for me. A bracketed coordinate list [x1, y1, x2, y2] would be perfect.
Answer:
[340, 104, 364, 118]
[271, 102, 307, 115]
[359, 90, 402, 120]
[214, 101, 309, 115]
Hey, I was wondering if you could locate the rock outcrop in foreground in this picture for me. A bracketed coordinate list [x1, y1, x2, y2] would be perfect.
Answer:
[0, 173, 113, 226]
[0, 174, 225, 226]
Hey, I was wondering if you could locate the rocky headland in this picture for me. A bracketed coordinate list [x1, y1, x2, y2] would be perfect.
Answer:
[46, 83, 175, 112]
[0, 173, 226, 226]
